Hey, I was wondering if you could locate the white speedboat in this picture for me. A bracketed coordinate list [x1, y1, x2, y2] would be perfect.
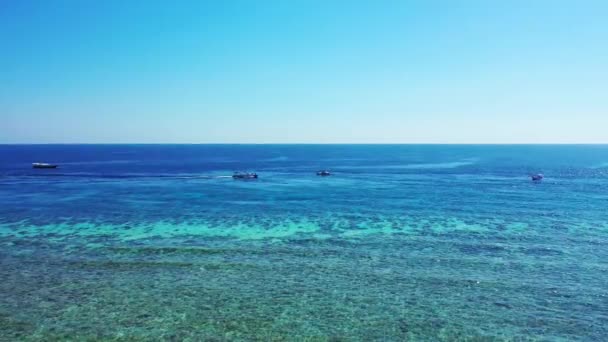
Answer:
[32, 163, 58, 169]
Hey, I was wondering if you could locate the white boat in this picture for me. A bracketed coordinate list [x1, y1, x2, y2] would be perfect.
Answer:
[232, 172, 258, 179]
[32, 163, 58, 169]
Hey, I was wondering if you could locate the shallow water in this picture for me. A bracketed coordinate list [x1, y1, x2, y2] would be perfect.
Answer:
[1, 145, 608, 340]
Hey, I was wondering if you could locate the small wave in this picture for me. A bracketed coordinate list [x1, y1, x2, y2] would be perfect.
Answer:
[263, 156, 289, 162]
[397, 161, 477, 169]
[590, 162, 608, 169]
[341, 160, 477, 170]
[58, 160, 137, 165]
[2, 173, 237, 180]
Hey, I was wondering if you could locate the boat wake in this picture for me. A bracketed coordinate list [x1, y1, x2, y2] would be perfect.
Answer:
[1, 173, 239, 181]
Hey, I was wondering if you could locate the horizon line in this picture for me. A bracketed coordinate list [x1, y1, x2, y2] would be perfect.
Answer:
[2, 142, 608, 146]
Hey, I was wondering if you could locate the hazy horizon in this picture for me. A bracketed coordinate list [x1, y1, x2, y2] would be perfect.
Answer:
[2, 0, 607, 144]
[3, 142, 608, 146]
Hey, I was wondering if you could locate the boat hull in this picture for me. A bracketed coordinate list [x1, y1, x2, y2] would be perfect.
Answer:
[32, 164, 58, 169]
[232, 172, 258, 179]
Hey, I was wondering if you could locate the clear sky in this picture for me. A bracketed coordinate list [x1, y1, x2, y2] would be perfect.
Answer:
[1, 0, 607, 143]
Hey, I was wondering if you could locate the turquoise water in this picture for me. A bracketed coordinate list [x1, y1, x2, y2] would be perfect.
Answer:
[1, 145, 608, 340]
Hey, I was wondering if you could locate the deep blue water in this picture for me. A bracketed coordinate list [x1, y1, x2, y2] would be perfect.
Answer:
[1, 144, 608, 340]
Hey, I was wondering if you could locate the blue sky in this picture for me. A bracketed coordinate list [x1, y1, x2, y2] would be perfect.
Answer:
[1, 0, 607, 143]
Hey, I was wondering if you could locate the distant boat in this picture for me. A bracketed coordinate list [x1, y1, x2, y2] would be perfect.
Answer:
[32, 163, 58, 169]
[316, 170, 331, 176]
[232, 172, 258, 179]
[531, 173, 544, 181]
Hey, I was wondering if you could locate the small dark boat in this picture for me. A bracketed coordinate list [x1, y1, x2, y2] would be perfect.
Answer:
[32, 163, 58, 169]
[316, 170, 331, 176]
[233, 172, 258, 179]
[531, 173, 544, 181]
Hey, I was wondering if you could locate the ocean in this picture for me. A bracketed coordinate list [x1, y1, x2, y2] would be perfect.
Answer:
[1, 144, 607, 340]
